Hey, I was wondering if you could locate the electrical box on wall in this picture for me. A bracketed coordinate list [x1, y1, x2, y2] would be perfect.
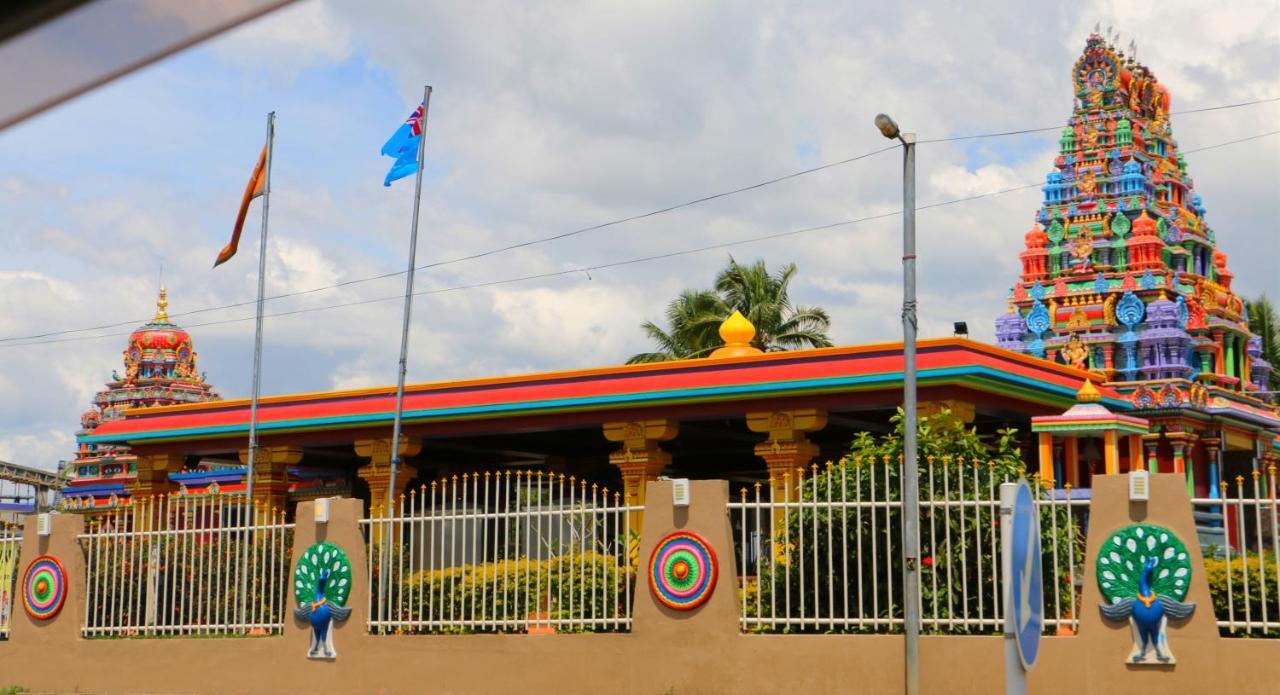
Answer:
[1128, 470, 1150, 502]
[672, 478, 690, 507]
[37, 512, 51, 536]
[314, 498, 330, 523]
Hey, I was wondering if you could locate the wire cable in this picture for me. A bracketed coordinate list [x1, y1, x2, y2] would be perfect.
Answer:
[6, 129, 1275, 350]
[2, 106, 1277, 345]
[918, 96, 1280, 144]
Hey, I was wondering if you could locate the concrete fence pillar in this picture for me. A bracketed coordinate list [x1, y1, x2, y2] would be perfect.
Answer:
[630, 479, 739, 637]
[287, 497, 368, 656]
[10, 512, 84, 645]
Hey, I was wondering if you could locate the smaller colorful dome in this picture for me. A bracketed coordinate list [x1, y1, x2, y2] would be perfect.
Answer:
[121, 288, 201, 386]
[710, 311, 764, 359]
[1130, 211, 1158, 237]
[1024, 225, 1048, 248]
[80, 409, 100, 431]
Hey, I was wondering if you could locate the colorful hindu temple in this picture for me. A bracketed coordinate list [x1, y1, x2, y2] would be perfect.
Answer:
[993, 34, 1277, 504]
[68, 35, 1279, 538]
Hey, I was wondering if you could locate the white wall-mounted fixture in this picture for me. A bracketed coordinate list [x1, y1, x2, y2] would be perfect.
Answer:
[314, 498, 330, 524]
[671, 478, 690, 507]
[37, 512, 51, 536]
[1128, 470, 1150, 502]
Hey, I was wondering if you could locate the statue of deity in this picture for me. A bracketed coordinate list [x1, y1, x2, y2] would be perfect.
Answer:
[1062, 336, 1089, 370]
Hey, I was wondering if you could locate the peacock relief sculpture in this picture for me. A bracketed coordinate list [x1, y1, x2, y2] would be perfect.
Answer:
[1096, 524, 1196, 664]
[293, 542, 353, 660]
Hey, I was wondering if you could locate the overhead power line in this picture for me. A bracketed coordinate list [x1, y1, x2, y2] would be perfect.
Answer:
[2, 100, 1276, 345]
[5, 128, 1276, 351]
[918, 96, 1280, 144]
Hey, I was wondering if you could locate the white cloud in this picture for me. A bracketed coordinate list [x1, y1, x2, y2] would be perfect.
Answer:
[210, 0, 351, 77]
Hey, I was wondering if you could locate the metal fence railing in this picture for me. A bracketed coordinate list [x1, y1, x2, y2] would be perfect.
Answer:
[0, 523, 21, 639]
[362, 471, 640, 634]
[729, 458, 1088, 634]
[1192, 466, 1279, 637]
[78, 494, 294, 638]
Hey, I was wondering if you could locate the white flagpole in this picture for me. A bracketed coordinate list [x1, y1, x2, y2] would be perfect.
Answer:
[380, 86, 432, 624]
[242, 111, 274, 630]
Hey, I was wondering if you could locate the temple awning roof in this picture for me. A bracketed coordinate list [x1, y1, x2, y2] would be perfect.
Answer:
[1032, 381, 1151, 436]
[82, 338, 1125, 448]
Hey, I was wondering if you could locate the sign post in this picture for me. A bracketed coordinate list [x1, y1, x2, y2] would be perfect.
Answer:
[1001, 480, 1043, 695]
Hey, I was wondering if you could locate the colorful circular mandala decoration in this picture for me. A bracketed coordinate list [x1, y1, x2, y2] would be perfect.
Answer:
[649, 531, 717, 611]
[23, 555, 67, 620]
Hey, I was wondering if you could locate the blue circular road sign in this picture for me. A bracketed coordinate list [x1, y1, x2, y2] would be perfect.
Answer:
[1010, 480, 1043, 670]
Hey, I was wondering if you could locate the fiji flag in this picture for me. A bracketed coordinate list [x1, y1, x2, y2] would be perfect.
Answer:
[381, 103, 424, 186]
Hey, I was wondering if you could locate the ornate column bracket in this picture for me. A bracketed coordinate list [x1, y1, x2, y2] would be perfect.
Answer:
[130, 452, 185, 498]
[355, 436, 424, 508]
[603, 420, 678, 529]
[238, 445, 303, 509]
[746, 409, 828, 501]
[917, 400, 976, 426]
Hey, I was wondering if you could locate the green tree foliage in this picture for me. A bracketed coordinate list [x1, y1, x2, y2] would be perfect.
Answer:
[1247, 294, 1280, 391]
[627, 257, 832, 363]
[742, 410, 1082, 634]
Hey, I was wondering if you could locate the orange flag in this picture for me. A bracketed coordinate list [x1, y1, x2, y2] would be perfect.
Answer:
[214, 145, 268, 267]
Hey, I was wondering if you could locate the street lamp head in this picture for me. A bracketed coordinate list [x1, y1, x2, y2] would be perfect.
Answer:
[874, 113, 900, 140]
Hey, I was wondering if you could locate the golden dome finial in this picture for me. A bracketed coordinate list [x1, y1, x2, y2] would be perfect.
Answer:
[710, 310, 763, 358]
[1076, 378, 1102, 403]
[154, 286, 169, 322]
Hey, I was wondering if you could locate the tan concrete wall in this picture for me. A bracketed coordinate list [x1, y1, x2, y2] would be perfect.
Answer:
[0, 477, 1276, 694]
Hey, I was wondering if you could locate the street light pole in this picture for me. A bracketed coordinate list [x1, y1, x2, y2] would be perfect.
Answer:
[876, 113, 920, 695]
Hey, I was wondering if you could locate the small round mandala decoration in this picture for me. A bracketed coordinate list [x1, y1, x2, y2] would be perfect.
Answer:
[23, 555, 67, 620]
[649, 531, 718, 611]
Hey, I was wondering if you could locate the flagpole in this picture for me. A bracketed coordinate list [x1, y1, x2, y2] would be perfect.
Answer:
[241, 111, 274, 630]
[246, 111, 275, 507]
[380, 86, 431, 624]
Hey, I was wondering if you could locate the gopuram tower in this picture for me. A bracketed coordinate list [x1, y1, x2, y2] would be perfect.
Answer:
[62, 288, 222, 511]
[994, 34, 1277, 499]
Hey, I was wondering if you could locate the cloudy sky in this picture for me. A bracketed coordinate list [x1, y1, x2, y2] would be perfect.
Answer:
[1, 0, 1277, 469]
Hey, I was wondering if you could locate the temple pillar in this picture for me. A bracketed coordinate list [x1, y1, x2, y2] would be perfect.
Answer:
[1198, 346, 1215, 380]
[1102, 344, 1115, 379]
[1224, 334, 1236, 380]
[355, 436, 424, 511]
[1127, 435, 1144, 473]
[1213, 330, 1226, 376]
[604, 419, 678, 531]
[1103, 430, 1120, 475]
[1038, 432, 1054, 485]
[1202, 436, 1222, 500]
[238, 445, 303, 510]
[1064, 438, 1079, 487]
[1143, 435, 1161, 473]
[1165, 429, 1197, 497]
[747, 409, 828, 503]
[130, 452, 184, 498]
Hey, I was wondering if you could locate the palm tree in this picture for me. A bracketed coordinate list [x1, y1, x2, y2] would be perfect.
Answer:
[628, 289, 727, 363]
[1247, 294, 1280, 391]
[626, 257, 832, 364]
[715, 257, 833, 352]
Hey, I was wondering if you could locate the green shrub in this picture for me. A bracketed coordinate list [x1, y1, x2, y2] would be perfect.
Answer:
[1203, 551, 1279, 638]
[742, 409, 1081, 634]
[372, 551, 635, 633]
